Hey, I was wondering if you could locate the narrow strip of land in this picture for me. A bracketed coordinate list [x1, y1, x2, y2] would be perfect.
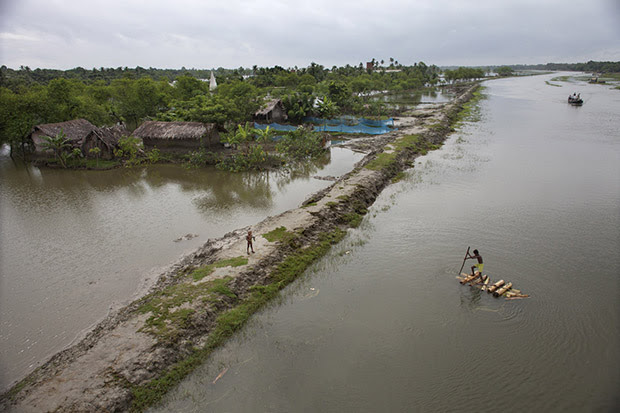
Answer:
[1, 84, 478, 413]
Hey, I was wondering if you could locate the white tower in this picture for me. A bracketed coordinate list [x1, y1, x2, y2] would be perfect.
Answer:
[209, 71, 217, 91]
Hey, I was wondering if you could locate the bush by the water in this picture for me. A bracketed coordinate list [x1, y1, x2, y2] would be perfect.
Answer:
[275, 127, 327, 159]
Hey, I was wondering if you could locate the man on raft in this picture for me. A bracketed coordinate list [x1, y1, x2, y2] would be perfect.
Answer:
[465, 249, 484, 277]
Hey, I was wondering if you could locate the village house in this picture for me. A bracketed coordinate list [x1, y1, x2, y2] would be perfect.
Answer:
[27, 119, 98, 157]
[132, 121, 221, 153]
[254, 99, 287, 124]
[81, 124, 127, 160]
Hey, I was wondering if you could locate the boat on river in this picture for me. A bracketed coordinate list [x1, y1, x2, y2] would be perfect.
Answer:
[568, 95, 583, 106]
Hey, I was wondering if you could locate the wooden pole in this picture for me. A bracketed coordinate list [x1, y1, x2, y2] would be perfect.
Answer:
[458, 247, 470, 275]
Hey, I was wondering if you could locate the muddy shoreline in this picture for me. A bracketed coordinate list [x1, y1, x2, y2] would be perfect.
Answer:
[1, 83, 479, 412]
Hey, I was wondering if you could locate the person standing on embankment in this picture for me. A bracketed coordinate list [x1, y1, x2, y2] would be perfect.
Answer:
[246, 230, 256, 254]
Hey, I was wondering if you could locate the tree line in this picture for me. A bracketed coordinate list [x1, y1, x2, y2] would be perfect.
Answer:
[508, 60, 620, 73]
[0, 61, 444, 155]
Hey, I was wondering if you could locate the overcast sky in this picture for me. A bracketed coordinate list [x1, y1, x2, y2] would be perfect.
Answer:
[1, 0, 619, 70]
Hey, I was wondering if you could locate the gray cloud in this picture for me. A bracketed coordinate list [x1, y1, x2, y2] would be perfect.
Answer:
[1, 0, 618, 69]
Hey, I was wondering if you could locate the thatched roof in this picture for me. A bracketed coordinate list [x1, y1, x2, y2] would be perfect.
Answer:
[84, 124, 126, 146]
[255, 99, 283, 116]
[31, 119, 97, 142]
[132, 121, 215, 140]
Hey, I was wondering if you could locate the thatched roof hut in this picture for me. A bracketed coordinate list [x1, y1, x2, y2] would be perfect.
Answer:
[28, 119, 98, 156]
[81, 124, 127, 159]
[254, 99, 287, 123]
[132, 121, 220, 153]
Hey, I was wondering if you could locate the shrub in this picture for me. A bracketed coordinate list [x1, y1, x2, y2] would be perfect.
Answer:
[275, 127, 326, 159]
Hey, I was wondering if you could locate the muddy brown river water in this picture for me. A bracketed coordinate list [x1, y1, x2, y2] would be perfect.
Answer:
[149, 73, 620, 412]
[0, 147, 364, 391]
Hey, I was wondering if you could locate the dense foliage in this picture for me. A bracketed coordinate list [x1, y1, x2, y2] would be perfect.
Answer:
[0, 60, 441, 154]
[4, 58, 614, 170]
[443, 67, 486, 82]
[509, 61, 620, 73]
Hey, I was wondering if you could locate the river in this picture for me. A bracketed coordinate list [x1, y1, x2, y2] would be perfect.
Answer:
[0, 146, 364, 391]
[150, 73, 620, 412]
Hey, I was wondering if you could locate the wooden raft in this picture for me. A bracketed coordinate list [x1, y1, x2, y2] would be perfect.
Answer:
[456, 272, 529, 299]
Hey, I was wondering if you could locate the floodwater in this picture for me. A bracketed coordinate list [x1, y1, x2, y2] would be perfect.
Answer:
[373, 88, 454, 112]
[152, 73, 620, 412]
[0, 146, 364, 391]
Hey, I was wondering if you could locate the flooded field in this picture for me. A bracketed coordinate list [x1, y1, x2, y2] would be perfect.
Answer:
[371, 88, 454, 112]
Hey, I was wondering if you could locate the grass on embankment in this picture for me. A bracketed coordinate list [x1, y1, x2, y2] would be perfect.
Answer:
[364, 134, 441, 172]
[130, 228, 346, 412]
[135, 257, 247, 342]
[546, 81, 562, 87]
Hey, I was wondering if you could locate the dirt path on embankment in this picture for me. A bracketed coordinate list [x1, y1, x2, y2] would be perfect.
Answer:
[1, 83, 479, 413]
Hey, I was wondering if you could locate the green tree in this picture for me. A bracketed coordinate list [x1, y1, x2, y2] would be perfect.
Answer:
[216, 80, 261, 125]
[316, 96, 338, 119]
[114, 136, 143, 165]
[44, 78, 80, 122]
[0, 86, 46, 157]
[496, 66, 514, 77]
[111, 77, 168, 130]
[282, 90, 315, 122]
[306, 62, 327, 82]
[159, 94, 235, 127]
[327, 81, 351, 111]
[350, 75, 372, 94]
[173, 75, 206, 100]
[39, 131, 71, 168]
[275, 127, 325, 159]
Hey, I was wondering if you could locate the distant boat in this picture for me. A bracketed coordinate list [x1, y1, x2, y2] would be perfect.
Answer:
[568, 95, 583, 106]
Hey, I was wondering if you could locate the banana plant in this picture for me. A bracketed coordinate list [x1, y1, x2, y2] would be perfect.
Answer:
[39, 130, 71, 168]
[254, 125, 274, 144]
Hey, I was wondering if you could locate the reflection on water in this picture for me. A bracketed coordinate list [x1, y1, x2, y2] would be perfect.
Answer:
[371, 88, 454, 112]
[151, 73, 619, 412]
[0, 146, 363, 391]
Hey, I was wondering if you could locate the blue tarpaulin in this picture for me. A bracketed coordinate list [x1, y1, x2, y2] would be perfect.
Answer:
[253, 122, 298, 132]
[304, 116, 394, 128]
[254, 116, 395, 135]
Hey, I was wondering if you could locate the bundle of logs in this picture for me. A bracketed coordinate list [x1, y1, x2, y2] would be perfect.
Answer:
[457, 272, 529, 299]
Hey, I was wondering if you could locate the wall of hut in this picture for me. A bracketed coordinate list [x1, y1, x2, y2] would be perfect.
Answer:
[29, 131, 55, 157]
[81, 134, 113, 159]
[142, 134, 221, 154]
[254, 100, 287, 124]
[81, 125, 126, 160]
[268, 104, 286, 123]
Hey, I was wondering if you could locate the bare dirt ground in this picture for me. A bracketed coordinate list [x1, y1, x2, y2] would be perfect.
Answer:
[1, 84, 477, 413]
